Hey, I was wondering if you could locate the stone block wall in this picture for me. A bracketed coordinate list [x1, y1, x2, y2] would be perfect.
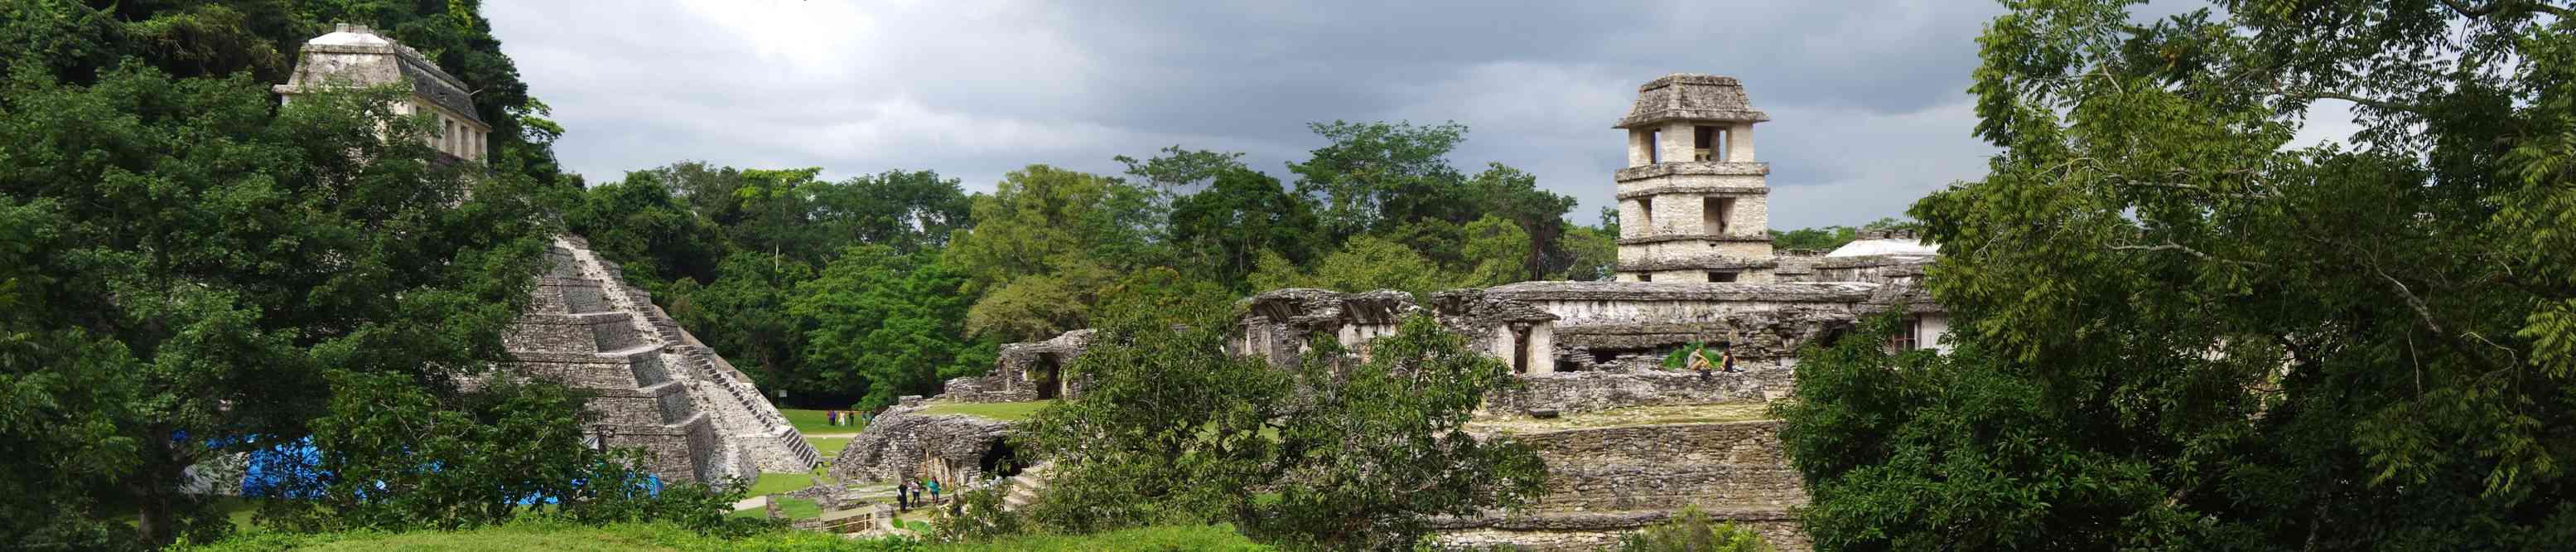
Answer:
[1439, 420, 1810, 550]
[1483, 370, 1771, 415]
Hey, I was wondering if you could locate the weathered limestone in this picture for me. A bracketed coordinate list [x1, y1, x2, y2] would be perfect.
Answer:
[274, 24, 487, 161]
[1439, 420, 1811, 551]
[1614, 74, 1777, 283]
[504, 236, 818, 483]
[1233, 288, 1422, 368]
[942, 329, 1094, 403]
[828, 404, 1020, 486]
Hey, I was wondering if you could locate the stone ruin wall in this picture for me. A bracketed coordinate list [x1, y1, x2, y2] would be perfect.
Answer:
[501, 235, 819, 484]
[827, 405, 1018, 486]
[941, 329, 1093, 404]
[876, 283, 1918, 549]
[1438, 420, 1810, 551]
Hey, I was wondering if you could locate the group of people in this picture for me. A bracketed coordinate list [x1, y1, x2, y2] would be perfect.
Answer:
[894, 477, 942, 511]
[1690, 341, 1740, 381]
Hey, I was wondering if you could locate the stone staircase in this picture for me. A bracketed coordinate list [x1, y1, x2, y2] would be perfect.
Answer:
[508, 239, 726, 482]
[1001, 462, 1054, 511]
[530, 235, 821, 478]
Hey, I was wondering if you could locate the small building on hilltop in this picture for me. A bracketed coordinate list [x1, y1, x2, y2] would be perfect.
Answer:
[273, 24, 490, 162]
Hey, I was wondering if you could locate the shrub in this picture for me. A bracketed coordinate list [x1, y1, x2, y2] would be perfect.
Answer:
[1618, 507, 1771, 552]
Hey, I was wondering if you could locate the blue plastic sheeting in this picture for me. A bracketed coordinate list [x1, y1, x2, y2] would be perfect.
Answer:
[229, 437, 662, 504]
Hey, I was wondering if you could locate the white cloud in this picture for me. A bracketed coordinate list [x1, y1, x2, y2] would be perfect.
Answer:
[486, 1, 2005, 225]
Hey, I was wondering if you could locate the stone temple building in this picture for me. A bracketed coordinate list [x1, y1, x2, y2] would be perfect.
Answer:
[274, 24, 490, 162]
[264, 26, 818, 486]
[1615, 74, 1777, 283]
[842, 73, 1952, 550]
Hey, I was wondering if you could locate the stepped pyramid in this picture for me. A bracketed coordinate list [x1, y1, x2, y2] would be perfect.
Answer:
[504, 235, 820, 483]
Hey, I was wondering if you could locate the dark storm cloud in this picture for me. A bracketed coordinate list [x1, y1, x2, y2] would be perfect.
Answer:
[487, 0, 2007, 228]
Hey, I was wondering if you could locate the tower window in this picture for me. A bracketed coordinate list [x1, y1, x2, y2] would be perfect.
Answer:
[1638, 274, 1652, 283]
[1704, 197, 1733, 235]
[1647, 130, 1662, 164]
[1638, 196, 1653, 231]
[1694, 125, 1722, 162]
[1709, 271, 1739, 283]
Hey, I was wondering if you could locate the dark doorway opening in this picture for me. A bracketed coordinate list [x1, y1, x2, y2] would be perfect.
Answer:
[978, 439, 1024, 479]
[1032, 352, 1063, 399]
[1508, 324, 1532, 374]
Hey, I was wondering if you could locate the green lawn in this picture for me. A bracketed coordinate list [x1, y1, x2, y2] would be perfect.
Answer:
[808, 436, 851, 457]
[186, 521, 1271, 551]
[916, 400, 1051, 421]
[214, 496, 263, 530]
[774, 497, 822, 520]
[779, 408, 866, 434]
[745, 472, 813, 496]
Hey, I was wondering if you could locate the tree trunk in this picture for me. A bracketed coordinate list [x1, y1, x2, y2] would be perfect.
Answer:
[130, 434, 190, 548]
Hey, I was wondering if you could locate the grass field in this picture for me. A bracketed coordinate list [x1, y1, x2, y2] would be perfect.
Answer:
[745, 472, 813, 496]
[808, 436, 851, 456]
[916, 400, 1051, 421]
[774, 497, 821, 520]
[184, 520, 1271, 551]
[779, 409, 866, 434]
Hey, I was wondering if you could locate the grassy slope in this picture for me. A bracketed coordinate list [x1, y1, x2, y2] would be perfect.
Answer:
[915, 400, 1050, 421]
[186, 521, 1270, 551]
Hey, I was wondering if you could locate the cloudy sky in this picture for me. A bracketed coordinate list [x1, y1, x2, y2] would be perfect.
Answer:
[486, 0, 2015, 229]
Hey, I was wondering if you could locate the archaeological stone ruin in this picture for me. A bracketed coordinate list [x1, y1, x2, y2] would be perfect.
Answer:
[268, 27, 820, 486]
[834, 73, 1953, 550]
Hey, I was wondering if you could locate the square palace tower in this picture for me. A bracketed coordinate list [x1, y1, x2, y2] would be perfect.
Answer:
[1612, 74, 1776, 283]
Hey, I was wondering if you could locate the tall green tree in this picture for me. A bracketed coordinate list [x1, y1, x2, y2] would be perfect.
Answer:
[1248, 235, 1458, 298]
[947, 165, 1165, 341]
[1168, 167, 1322, 288]
[789, 245, 991, 409]
[562, 170, 727, 287]
[1782, 1, 2576, 549]
[997, 307, 1546, 550]
[668, 252, 814, 393]
[1286, 121, 1577, 280]
[0, 66, 555, 548]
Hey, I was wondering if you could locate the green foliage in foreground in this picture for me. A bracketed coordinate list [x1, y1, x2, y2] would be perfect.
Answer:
[1782, 0, 2576, 549]
[1619, 507, 1772, 552]
[952, 309, 1545, 550]
[183, 520, 1269, 552]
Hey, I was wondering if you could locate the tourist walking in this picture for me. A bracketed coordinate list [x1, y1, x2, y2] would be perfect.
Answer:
[929, 478, 942, 503]
[896, 482, 909, 511]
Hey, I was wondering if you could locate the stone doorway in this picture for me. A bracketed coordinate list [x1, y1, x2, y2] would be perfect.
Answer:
[1032, 352, 1063, 399]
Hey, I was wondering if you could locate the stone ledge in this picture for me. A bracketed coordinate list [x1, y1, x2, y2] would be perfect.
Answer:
[1481, 281, 1876, 303]
[1614, 185, 1771, 199]
[1615, 233, 1773, 245]
[1615, 256, 1782, 272]
[1613, 162, 1769, 182]
[1432, 508, 1799, 531]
